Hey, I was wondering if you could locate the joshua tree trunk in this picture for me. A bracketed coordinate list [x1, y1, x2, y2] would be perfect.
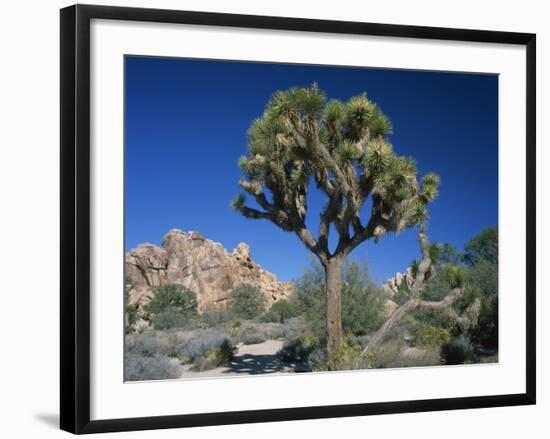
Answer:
[325, 257, 344, 355]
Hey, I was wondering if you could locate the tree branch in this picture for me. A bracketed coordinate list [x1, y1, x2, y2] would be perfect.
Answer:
[364, 229, 481, 352]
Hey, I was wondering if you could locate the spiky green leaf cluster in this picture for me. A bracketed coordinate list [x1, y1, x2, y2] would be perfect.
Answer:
[443, 264, 466, 289]
[337, 139, 361, 162]
[231, 194, 246, 211]
[429, 243, 443, 267]
[323, 99, 346, 124]
[369, 105, 393, 138]
[409, 201, 429, 224]
[422, 172, 441, 201]
[267, 84, 326, 120]
[364, 138, 394, 174]
[233, 84, 440, 249]
[345, 95, 374, 136]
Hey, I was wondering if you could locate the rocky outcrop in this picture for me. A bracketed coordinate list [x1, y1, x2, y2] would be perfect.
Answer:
[126, 230, 293, 312]
[381, 267, 414, 297]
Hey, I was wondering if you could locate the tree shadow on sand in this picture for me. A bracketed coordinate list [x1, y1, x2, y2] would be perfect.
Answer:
[222, 353, 310, 375]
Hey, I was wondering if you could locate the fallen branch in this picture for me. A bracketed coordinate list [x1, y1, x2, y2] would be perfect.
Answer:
[365, 228, 481, 353]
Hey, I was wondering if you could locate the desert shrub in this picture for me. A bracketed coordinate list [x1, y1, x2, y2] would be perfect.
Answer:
[261, 323, 287, 339]
[293, 259, 386, 341]
[414, 325, 450, 348]
[421, 264, 466, 302]
[150, 307, 199, 330]
[261, 318, 305, 340]
[441, 335, 475, 365]
[471, 295, 498, 349]
[466, 258, 498, 297]
[277, 335, 318, 363]
[238, 325, 266, 345]
[465, 241, 498, 349]
[125, 303, 139, 334]
[463, 226, 498, 266]
[200, 306, 237, 327]
[444, 264, 467, 289]
[174, 329, 234, 366]
[375, 339, 441, 368]
[307, 348, 328, 371]
[348, 335, 370, 349]
[374, 339, 404, 368]
[191, 339, 234, 371]
[125, 334, 164, 357]
[125, 352, 181, 381]
[261, 299, 300, 323]
[124, 284, 139, 334]
[393, 282, 410, 306]
[325, 343, 377, 371]
[144, 284, 198, 316]
[294, 262, 326, 339]
[341, 261, 387, 336]
[230, 284, 266, 319]
[126, 332, 194, 358]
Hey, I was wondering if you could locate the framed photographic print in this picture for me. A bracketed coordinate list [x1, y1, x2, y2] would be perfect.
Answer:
[60, 4, 536, 434]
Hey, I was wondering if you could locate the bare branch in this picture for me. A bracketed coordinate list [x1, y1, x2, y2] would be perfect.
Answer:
[419, 296, 482, 332]
[364, 229, 481, 352]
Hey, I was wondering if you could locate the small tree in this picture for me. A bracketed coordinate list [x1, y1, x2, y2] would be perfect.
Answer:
[233, 84, 440, 355]
[463, 226, 498, 265]
[230, 284, 266, 319]
[144, 284, 198, 316]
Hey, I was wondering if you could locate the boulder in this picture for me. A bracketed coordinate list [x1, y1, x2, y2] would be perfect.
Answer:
[126, 229, 293, 313]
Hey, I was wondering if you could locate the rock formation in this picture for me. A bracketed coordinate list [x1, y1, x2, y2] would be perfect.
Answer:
[381, 267, 414, 297]
[126, 229, 293, 312]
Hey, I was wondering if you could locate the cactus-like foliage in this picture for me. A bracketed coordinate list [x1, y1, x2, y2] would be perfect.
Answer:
[233, 84, 440, 261]
[233, 85, 440, 354]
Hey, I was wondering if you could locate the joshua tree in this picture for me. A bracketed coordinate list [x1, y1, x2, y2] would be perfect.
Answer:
[232, 84, 440, 355]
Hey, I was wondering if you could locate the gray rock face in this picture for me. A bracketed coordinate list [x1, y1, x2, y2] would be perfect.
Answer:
[381, 267, 414, 297]
[126, 229, 293, 312]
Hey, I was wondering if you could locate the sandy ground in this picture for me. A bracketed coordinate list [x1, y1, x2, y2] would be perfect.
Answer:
[180, 339, 309, 378]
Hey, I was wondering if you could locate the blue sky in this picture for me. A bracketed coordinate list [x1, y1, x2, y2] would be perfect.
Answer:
[125, 56, 498, 284]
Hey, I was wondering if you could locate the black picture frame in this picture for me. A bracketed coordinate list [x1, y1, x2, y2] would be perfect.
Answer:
[60, 4, 536, 434]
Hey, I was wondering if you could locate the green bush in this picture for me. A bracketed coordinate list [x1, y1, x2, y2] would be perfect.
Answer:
[342, 261, 387, 335]
[124, 284, 139, 334]
[230, 284, 266, 319]
[466, 258, 498, 298]
[124, 334, 181, 381]
[125, 352, 180, 381]
[293, 259, 386, 340]
[466, 241, 498, 349]
[471, 294, 498, 349]
[325, 343, 377, 371]
[375, 339, 441, 368]
[414, 325, 450, 348]
[421, 264, 466, 302]
[150, 307, 198, 330]
[261, 299, 300, 323]
[444, 264, 466, 288]
[238, 325, 266, 344]
[294, 264, 326, 341]
[200, 306, 237, 327]
[144, 284, 198, 316]
[191, 339, 234, 371]
[174, 329, 235, 368]
[277, 337, 314, 363]
[441, 335, 475, 365]
[125, 303, 139, 334]
[463, 226, 498, 266]
[393, 282, 410, 306]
